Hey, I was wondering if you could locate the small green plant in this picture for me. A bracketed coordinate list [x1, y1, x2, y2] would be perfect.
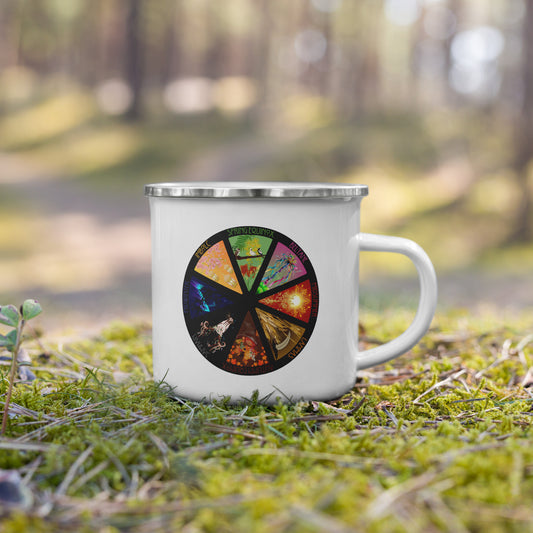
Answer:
[0, 299, 42, 434]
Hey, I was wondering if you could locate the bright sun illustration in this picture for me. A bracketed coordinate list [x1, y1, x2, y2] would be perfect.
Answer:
[290, 294, 302, 307]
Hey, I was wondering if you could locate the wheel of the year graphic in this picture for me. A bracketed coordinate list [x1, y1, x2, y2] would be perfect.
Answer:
[182, 226, 319, 375]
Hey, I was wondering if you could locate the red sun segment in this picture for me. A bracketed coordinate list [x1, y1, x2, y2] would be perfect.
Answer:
[258, 280, 312, 322]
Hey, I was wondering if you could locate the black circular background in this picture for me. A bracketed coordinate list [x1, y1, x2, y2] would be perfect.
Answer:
[182, 226, 319, 375]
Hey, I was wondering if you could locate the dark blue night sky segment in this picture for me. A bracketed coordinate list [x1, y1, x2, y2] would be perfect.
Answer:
[188, 277, 236, 318]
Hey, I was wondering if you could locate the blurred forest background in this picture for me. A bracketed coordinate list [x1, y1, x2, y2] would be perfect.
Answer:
[1, 0, 533, 329]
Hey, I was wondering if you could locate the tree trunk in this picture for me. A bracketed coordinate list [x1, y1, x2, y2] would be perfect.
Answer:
[511, 0, 533, 242]
[160, 3, 180, 84]
[250, 0, 274, 127]
[318, 9, 333, 98]
[123, 0, 144, 121]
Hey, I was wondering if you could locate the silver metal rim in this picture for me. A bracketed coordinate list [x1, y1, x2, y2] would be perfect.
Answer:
[144, 181, 368, 199]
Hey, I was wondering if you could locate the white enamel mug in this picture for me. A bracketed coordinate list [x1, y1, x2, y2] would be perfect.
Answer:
[145, 182, 437, 403]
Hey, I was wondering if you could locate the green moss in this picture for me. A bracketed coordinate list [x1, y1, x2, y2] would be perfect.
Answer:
[0, 314, 533, 531]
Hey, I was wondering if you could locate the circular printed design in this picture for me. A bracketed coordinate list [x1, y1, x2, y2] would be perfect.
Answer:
[183, 226, 319, 375]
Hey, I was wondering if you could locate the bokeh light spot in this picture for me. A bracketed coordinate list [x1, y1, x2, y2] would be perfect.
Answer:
[95, 79, 133, 116]
[163, 77, 213, 114]
[451, 26, 505, 67]
[311, 0, 342, 13]
[384, 0, 421, 26]
[294, 29, 327, 64]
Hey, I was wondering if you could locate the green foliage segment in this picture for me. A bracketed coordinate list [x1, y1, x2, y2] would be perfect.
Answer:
[1, 312, 533, 532]
[229, 234, 272, 291]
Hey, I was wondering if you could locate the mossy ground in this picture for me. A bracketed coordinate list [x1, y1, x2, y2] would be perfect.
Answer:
[1, 87, 533, 532]
[1, 311, 533, 532]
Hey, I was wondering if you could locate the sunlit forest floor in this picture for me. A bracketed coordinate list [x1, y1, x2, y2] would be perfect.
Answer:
[2, 89, 533, 533]
[2, 315, 533, 532]
[1, 88, 532, 331]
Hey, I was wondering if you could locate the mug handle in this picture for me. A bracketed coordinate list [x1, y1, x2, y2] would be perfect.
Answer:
[355, 233, 438, 370]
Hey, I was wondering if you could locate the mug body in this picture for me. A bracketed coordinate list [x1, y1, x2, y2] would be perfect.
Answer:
[146, 182, 368, 403]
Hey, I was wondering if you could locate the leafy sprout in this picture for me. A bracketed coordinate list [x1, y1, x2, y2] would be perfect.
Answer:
[0, 299, 42, 434]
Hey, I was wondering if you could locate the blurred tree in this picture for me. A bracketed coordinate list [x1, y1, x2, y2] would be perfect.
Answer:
[336, 2, 381, 117]
[204, 2, 225, 78]
[123, 0, 144, 120]
[512, 0, 533, 242]
[0, 1, 21, 68]
[159, 0, 183, 84]
[445, 0, 462, 106]
[251, 0, 272, 121]
[317, 5, 333, 97]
